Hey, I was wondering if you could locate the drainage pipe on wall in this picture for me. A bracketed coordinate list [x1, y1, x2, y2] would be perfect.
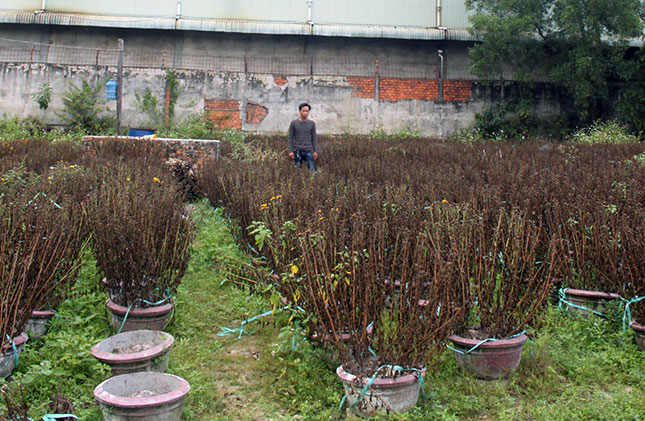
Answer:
[35, 0, 46, 14]
[438, 49, 444, 102]
[436, 0, 442, 27]
[307, 0, 313, 25]
[176, 0, 182, 19]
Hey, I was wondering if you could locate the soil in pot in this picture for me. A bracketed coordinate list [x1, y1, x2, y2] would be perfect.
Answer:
[449, 329, 528, 380]
[106, 299, 174, 333]
[337, 364, 425, 418]
[560, 288, 622, 318]
[0, 332, 29, 378]
[92, 330, 174, 376]
[94, 372, 190, 421]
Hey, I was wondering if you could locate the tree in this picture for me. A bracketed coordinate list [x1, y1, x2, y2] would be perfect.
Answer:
[466, 0, 644, 125]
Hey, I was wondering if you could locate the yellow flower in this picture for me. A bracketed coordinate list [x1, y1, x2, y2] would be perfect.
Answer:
[270, 196, 276, 201]
[442, 199, 448, 204]
[69, 165, 75, 169]
[276, 194, 282, 199]
[153, 177, 161, 183]
[126, 177, 131, 182]
[319, 217, 324, 221]
[47, 176, 52, 180]
[260, 203, 268, 210]
[291, 265, 299, 275]
[317, 209, 322, 214]
[0, 178, 4, 182]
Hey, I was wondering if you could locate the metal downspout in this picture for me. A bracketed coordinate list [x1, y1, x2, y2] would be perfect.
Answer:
[35, 0, 46, 14]
[175, 0, 182, 28]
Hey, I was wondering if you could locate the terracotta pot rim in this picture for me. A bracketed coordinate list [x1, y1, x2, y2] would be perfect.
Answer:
[336, 365, 425, 388]
[91, 330, 174, 364]
[31, 310, 56, 318]
[94, 373, 190, 408]
[106, 298, 174, 316]
[563, 288, 621, 300]
[449, 333, 528, 349]
[630, 321, 645, 332]
[2, 332, 29, 352]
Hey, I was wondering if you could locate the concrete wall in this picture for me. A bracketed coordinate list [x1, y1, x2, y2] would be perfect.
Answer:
[0, 25, 562, 137]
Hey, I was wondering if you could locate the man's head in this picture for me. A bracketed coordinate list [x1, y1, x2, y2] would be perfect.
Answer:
[298, 102, 311, 120]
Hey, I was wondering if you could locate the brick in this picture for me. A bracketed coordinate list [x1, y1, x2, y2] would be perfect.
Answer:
[443, 80, 472, 102]
[347, 76, 375, 98]
[379, 78, 439, 102]
[246, 103, 268, 124]
[274, 75, 288, 86]
[204, 99, 240, 111]
[206, 110, 242, 129]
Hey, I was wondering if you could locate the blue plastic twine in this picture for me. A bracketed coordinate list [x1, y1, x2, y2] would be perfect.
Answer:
[446, 330, 527, 354]
[622, 295, 645, 333]
[117, 295, 173, 334]
[558, 288, 609, 317]
[5, 334, 19, 369]
[339, 365, 426, 412]
[218, 306, 289, 339]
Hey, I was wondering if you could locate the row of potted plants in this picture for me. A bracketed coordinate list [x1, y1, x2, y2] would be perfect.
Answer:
[201, 136, 645, 416]
[1, 140, 197, 419]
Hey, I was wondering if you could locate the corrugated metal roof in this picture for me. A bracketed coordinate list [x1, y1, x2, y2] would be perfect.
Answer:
[0, 11, 477, 41]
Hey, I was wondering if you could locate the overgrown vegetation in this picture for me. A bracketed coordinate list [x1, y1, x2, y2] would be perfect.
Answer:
[466, 0, 645, 131]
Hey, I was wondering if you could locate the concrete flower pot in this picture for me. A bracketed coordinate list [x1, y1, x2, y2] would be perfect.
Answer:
[106, 299, 174, 333]
[92, 330, 174, 376]
[94, 372, 190, 421]
[631, 321, 645, 351]
[449, 332, 528, 379]
[336, 365, 425, 417]
[0, 332, 29, 378]
[24, 310, 56, 340]
[561, 288, 621, 318]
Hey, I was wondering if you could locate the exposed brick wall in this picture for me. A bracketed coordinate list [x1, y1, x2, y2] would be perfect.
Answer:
[82, 136, 220, 169]
[274, 75, 288, 86]
[204, 99, 242, 129]
[346, 76, 471, 103]
[380, 78, 439, 102]
[347, 76, 375, 98]
[443, 80, 472, 102]
[247, 103, 268, 124]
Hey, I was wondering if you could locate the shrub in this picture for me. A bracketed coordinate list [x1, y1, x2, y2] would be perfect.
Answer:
[86, 162, 195, 307]
[568, 120, 641, 144]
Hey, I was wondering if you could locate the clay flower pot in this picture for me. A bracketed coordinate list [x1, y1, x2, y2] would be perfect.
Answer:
[449, 333, 528, 379]
[336, 365, 425, 417]
[94, 372, 190, 420]
[560, 288, 621, 318]
[106, 299, 174, 333]
[92, 330, 174, 376]
[630, 321, 645, 351]
[24, 310, 56, 340]
[0, 332, 29, 378]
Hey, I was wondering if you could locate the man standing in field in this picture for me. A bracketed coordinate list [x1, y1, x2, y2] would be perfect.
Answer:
[288, 102, 318, 171]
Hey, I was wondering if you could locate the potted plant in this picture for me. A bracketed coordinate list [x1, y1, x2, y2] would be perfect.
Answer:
[447, 207, 559, 379]
[0, 174, 86, 376]
[288, 210, 463, 417]
[550, 205, 627, 317]
[86, 162, 195, 333]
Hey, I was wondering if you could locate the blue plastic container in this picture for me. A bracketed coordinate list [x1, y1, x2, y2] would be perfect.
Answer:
[128, 128, 155, 137]
[105, 79, 117, 100]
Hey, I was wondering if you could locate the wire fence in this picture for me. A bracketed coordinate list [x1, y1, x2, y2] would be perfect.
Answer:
[0, 37, 480, 79]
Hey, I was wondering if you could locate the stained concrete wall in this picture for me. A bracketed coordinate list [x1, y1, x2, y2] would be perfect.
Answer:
[0, 25, 562, 136]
